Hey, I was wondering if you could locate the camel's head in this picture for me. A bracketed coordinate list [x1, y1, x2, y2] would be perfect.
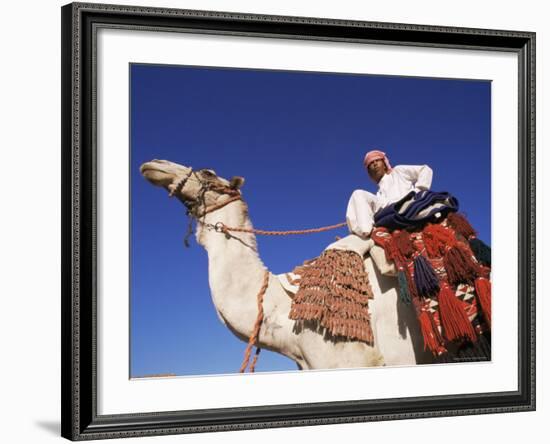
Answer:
[140, 159, 245, 214]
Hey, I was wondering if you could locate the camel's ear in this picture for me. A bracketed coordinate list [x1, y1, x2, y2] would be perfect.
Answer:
[229, 176, 245, 190]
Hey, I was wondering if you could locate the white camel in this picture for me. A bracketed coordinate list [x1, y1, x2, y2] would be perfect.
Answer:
[140, 159, 434, 370]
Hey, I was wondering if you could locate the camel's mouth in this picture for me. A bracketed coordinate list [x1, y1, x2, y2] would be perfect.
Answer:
[140, 162, 176, 187]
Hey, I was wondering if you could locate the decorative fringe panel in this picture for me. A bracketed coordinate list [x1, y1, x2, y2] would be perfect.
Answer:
[289, 249, 374, 343]
[370, 213, 491, 359]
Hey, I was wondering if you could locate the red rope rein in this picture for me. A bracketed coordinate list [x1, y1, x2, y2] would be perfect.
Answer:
[217, 221, 347, 236]
[239, 269, 270, 373]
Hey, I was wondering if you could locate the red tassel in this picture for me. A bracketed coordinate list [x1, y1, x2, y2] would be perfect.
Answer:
[475, 277, 492, 328]
[405, 266, 419, 300]
[444, 244, 480, 286]
[418, 311, 446, 355]
[447, 213, 477, 239]
[423, 223, 457, 258]
[437, 284, 478, 343]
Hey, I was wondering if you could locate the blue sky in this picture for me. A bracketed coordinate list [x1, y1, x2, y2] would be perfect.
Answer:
[130, 63, 491, 377]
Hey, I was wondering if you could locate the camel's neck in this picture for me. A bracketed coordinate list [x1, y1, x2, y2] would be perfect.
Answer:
[195, 197, 269, 339]
[195, 197, 260, 261]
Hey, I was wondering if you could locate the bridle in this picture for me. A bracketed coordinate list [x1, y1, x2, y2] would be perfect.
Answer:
[168, 168, 243, 245]
[168, 169, 194, 198]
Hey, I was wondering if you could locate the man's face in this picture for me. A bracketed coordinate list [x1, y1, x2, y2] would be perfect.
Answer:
[367, 158, 388, 183]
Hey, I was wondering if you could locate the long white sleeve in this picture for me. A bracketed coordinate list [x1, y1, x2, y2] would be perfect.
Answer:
[346, 190, 378, 238]
[392, 165, 433, 191]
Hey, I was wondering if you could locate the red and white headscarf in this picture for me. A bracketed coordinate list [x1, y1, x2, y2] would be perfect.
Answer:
[363, 150, 392, 173]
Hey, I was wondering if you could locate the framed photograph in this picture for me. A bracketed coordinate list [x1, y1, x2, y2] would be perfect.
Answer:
[61, 2, 535, 440]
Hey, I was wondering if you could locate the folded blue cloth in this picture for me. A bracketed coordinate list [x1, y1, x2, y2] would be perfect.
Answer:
[373, 190, 459, 231]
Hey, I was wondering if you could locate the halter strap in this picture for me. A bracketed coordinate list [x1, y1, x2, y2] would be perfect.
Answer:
[169, 169, 194, 197]
[169, 168, 242, 218]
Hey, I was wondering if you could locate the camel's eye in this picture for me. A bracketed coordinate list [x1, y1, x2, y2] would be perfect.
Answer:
[200, 169, 216, 178]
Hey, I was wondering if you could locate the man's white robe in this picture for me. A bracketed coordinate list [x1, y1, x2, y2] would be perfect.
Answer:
[346, 164, 433, 238]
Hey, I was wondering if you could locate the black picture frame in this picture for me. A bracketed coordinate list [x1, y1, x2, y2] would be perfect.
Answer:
[61, 2, 536, 440]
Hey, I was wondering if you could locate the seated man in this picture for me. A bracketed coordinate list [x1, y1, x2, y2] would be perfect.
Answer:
[346, 150, 433, 238]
